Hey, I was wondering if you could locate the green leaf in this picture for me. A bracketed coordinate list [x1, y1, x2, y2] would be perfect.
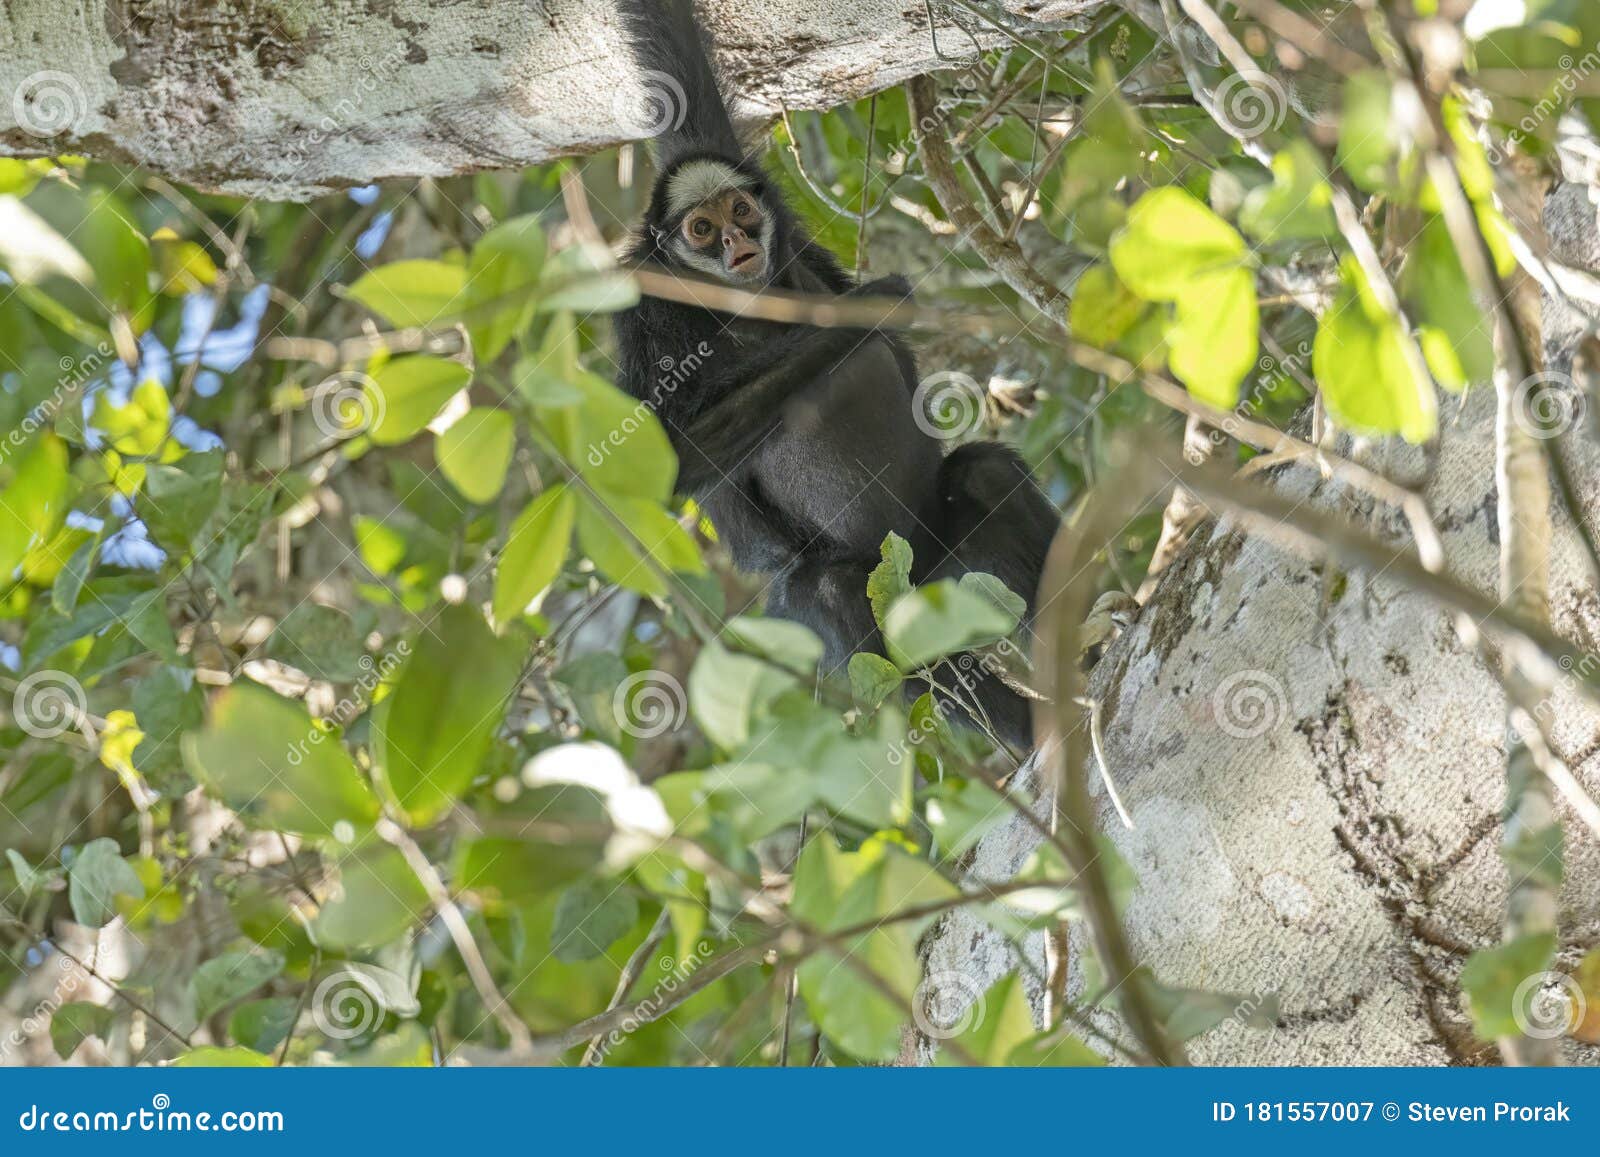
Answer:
[922, 778, 1007, 860]
[957, 572, 1027, 625]
[793, 835, 958, 1061]
[1069, 264, 1146, 348]
[342, 1021, 433, 1066]
[0, 434, 73, 580]
[493, 484, 576, 624]
[347, 259, 469, 328]
[1338, 71, 1399, 194]
[228, 998, 297, 1054]
[574, 493, 703, 599]
[141, 450, 224, 550]
[373, 603, 526, 825]
[723, 615, 824, 675]
[1165, 267, 1258, 410]
[50, 535, 100, 616]
[1312, 256, 1436, 442]
[437, 407, 515, 504]
[1109, 187, 1257, 408]
[1110, 187, 1249, 302]
[264, 603, 367, 682]
[883, 579, 1018, 670]
[536, 244, 639, 313]
[68, 838, 146, 927]
[866, 532, 914, 629]
[1147, 977, 1280, 1042]
[688, 639, 799, 750]
[937, 974, 1084, 1066]
[170, 1046, 274, 1067]
[182, 682, 380, 838]
[1007, 1029, 1105, 1066]
[1239, 141, 1338, 243]
[551, 880, 640, 962]
[365, 355, 472, 446]
[454, 823, 608, 911]
[314, 842, 430, 950]
[546, 369, 677, 502]
[1401, 215, 1495, 390]
[191, 950, 285, 1022]
[50, 1001, 115, 1059]
[467, 215, 546, 361]
[315, 960, 421, 1020]
[849, 652, 902, 711]
[34, 188, 155, 330]
[1461, 932, 1557, 1041]
[91, 377, 171, 455]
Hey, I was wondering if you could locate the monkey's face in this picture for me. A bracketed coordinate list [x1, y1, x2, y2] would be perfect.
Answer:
[671, 188, 773, 284]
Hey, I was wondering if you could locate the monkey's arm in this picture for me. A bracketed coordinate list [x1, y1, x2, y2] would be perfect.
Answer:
[668, 327, 886, 491]
[678, 325, 871, 418]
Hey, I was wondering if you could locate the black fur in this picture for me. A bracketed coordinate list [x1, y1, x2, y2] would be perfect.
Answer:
[611, 1, 1060, 750]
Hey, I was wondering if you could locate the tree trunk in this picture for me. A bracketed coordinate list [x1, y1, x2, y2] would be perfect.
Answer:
[912, 178, 1600, 1066]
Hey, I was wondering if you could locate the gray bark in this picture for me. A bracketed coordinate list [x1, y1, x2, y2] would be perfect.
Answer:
[0, 0, 1099, 198]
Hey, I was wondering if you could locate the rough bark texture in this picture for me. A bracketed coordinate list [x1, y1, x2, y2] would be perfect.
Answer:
[0, 0, 1100, 198]
[914, 181, 1600, 1066]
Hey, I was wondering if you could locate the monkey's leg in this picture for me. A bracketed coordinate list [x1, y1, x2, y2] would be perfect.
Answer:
[925, 442, 1060, 618]
[764, 554, 881, 678]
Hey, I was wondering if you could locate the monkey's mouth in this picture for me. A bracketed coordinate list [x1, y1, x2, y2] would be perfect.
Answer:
[727, 246, 763, 275]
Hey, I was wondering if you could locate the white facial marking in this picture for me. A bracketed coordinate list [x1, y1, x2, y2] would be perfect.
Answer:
[665, 159, 753, 218]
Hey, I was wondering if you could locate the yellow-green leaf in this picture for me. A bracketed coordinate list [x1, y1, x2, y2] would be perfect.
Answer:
[347, 259, 469, 328]
[493, 484, 575, 624]
[182, 682, 380, 838]
[437, 407, 515, 503]
[365, 355, 471, 445]
[1313, 257, 1436, 442]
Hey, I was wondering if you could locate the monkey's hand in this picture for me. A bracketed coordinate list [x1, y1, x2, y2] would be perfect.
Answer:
[851, 274, 914, 300]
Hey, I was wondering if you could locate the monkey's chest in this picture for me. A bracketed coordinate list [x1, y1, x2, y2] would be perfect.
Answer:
[749, 338, 942, 548]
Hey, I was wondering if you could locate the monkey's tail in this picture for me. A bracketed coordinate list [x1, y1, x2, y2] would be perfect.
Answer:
[614, 0, 743, 164]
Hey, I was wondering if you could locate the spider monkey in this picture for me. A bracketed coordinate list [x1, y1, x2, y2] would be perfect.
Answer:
[611, 0, 1060, 750]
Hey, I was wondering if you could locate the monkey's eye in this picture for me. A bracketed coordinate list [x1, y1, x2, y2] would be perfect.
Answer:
[733, 198, 753, 219]
[690, 217, 714, 240]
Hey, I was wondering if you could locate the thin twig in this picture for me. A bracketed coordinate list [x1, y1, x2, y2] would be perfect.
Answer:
[581, 908, 672, 1066]
[378, 818, 533, 1055]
